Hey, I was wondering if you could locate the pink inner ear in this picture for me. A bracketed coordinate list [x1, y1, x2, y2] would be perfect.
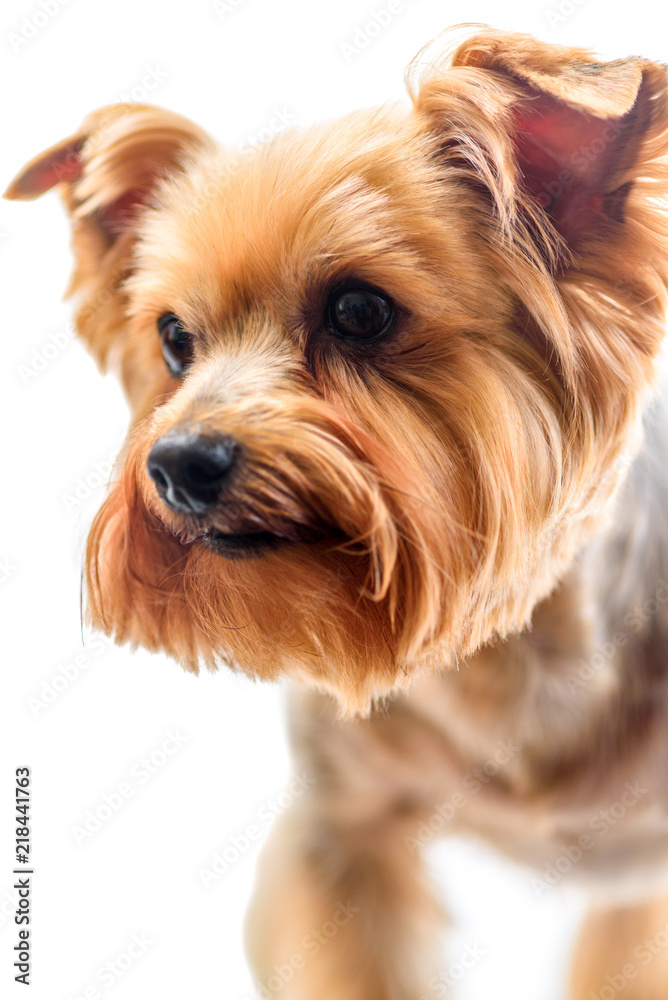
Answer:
[10, 138, 84, 199]
[96, 189, 152, 242]
[512, 94, 628, 240]
[7, 132, 154, 243]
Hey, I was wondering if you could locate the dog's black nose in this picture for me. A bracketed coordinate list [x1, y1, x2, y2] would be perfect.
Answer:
[146, 430, 237, 516]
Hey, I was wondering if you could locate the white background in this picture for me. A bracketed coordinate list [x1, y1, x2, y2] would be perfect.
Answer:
[1, 1, 666, 998]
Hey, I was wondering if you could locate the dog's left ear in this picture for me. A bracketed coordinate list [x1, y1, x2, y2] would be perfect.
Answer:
[5, 104, 214, 370]
[409, 28, 668, 246]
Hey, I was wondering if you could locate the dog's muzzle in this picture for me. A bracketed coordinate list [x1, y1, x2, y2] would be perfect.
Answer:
[146, 426, 329, 560]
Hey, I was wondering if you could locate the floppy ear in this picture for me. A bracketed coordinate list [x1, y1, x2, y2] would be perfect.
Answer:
[4, 104, 214, 368]
[408, 27, 668, 248]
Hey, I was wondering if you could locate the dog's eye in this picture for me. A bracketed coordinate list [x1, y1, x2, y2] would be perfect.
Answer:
[157, 313, 194, 379]
[326, 285, 394, 344]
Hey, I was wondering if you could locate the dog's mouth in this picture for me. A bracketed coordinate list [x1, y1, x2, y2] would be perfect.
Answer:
[198, 521, 334, 561]
[200, 527, 287, 560]
[150, 484, 347, 561]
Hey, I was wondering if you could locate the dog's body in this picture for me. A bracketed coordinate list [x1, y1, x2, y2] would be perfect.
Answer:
[247, 386, 668, 998]
[8, 25, 668, 998]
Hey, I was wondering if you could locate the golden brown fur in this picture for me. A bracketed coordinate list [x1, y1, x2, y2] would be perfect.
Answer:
[7, 25, 668, 998]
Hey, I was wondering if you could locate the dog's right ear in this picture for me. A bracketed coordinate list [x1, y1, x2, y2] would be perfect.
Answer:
[4, 104, 214, 370]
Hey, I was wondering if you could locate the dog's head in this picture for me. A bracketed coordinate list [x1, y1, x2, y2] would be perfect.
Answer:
[7, 28, 668, 712]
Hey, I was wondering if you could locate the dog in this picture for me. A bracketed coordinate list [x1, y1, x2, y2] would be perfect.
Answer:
[7, 24, 668, 998]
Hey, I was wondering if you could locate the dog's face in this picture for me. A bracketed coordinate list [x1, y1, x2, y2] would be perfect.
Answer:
[7, 29, 668, 711]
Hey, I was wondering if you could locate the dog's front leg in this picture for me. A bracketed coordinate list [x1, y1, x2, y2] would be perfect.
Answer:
[570, 895, 668, 1000]
[245, 689, 447, 999]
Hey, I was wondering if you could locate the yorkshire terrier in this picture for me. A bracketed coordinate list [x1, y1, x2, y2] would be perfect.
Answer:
[7, 25, 668, 999]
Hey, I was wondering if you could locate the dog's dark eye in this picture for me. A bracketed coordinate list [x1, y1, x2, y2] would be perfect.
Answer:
[326, 285, 394, 344]
[157, 313, 194, 379]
